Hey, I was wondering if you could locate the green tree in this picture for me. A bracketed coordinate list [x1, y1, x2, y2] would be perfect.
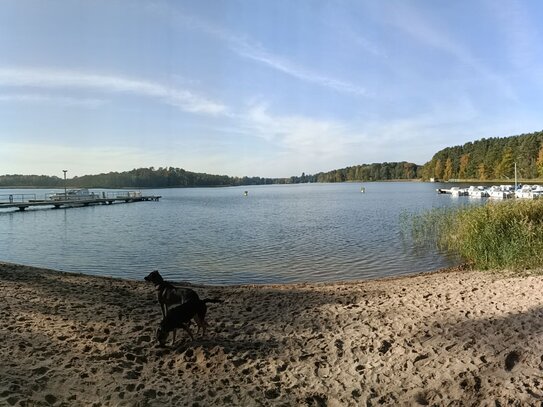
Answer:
[495, 147, 515, 179]
[478, 163, 487, 180]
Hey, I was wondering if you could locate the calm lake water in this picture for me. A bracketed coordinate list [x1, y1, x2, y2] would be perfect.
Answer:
[1, 182, 467, 285]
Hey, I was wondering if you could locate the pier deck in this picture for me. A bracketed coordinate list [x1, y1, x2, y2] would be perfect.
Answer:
[0, 191, 161, 212]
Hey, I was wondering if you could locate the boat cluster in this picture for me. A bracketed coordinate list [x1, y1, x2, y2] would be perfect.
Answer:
[437, 184, 543, 199]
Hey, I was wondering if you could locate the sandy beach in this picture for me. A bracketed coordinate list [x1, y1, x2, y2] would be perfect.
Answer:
[1, 262, 543, 406]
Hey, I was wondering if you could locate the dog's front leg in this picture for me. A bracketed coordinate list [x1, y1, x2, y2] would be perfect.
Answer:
[171, 328, 176, 346]
[160, 303, 167, 318]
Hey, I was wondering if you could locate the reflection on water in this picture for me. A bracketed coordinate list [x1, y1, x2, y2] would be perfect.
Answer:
[0, 183, 465, 284]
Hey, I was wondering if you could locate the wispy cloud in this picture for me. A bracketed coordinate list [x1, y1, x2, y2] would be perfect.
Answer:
[0, 68, 226, 115]
[161, 6, 367, 97]
[0, 93, 106, 108]
[243, 103, 352, 156]
[234, 43, 367, 97]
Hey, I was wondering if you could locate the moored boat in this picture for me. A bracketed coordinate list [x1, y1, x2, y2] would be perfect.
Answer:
[515, 185, 543, 199]
[467, 186, 489, 198]
[488, 185, 514, 199]
[450, 187, 468, 197]
[49, 188, 98, 201]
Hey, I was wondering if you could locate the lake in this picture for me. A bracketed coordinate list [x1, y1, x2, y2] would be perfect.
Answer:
[0, 182, 467, 285]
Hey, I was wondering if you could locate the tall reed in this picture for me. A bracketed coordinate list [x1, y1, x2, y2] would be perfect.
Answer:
[407, 199, 543, 270]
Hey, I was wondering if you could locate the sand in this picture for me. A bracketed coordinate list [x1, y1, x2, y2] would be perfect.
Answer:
[1, 262, 543, 406]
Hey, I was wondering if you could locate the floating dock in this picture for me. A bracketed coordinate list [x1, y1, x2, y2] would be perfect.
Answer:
[0, 191, 161, 212]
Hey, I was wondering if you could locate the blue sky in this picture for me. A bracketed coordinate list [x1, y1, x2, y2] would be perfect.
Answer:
[1, 0, 543, 178]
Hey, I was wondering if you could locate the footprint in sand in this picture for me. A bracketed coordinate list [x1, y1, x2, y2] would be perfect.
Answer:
[505, 350, 521, 371]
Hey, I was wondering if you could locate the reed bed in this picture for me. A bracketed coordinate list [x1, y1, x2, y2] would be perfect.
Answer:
[406, 199, 543, 270]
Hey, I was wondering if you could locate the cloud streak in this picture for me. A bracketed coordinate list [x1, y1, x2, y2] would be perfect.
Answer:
[247, 104, 349, 152]
[0, 68, 226, 114]
[0, 93, 106, 108]
[234, 43, 367, 97]
[163, 6, 367, 97]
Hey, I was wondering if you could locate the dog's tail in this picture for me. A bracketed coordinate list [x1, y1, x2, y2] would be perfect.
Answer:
[202, 298, 223, 304]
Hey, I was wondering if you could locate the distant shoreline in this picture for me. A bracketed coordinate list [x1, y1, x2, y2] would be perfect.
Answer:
[1, 179, 424, 189]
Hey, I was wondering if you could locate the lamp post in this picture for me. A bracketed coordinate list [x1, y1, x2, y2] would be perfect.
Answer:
[63, 170, 67, 200]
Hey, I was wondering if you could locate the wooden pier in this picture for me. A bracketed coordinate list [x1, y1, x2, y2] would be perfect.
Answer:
[0, 191, 161, 212]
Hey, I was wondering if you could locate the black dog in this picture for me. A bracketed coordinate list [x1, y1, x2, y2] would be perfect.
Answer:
[144, 270, 200, 318]
[156, 298, 223, 346]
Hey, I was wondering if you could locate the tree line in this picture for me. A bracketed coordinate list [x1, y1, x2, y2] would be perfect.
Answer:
[310, 162, 421, 183]
[0, 167, 281, 188]
[0, 162, 421, 188]
[3, 130, 543, 188]
[422, 131, 543, 181]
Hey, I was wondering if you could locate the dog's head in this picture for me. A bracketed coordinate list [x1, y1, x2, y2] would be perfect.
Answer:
[155, 326, 168, 346]
[144, 270, 164, 285]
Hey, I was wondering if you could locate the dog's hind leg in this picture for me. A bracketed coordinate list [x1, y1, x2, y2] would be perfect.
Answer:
[180, 324, 194, 341]
[193, 314, 208, 336]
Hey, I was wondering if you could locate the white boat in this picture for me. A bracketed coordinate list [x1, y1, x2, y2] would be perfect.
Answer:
[533, 185, 543, 197]
[450, 187, 468, 197]
[49, 188, 98, 201]
[436, 187, 468, 196]
[467, 186, 489, 198]
[516, 185, 543, 199]
[488, 185, 514, 199]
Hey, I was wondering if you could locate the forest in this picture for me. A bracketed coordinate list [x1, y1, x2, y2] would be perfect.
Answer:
[0, 163, 420, 188]
[2, 130, 543, 188]
[0, 168, 280, 188]
[422, 130, 543, 181]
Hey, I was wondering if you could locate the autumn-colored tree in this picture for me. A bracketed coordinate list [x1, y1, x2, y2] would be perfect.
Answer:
[458, 154, 469, 179]
[434, 159, 443, 179]
[537, 145, 543, 178]
[443, 158, 453, 180]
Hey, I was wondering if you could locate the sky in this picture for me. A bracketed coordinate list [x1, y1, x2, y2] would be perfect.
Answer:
[1, 0, 543, 178]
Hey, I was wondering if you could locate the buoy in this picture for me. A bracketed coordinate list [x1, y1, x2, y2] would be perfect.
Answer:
[360, 187, 365, 193]
[244, 191, 248, 196]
